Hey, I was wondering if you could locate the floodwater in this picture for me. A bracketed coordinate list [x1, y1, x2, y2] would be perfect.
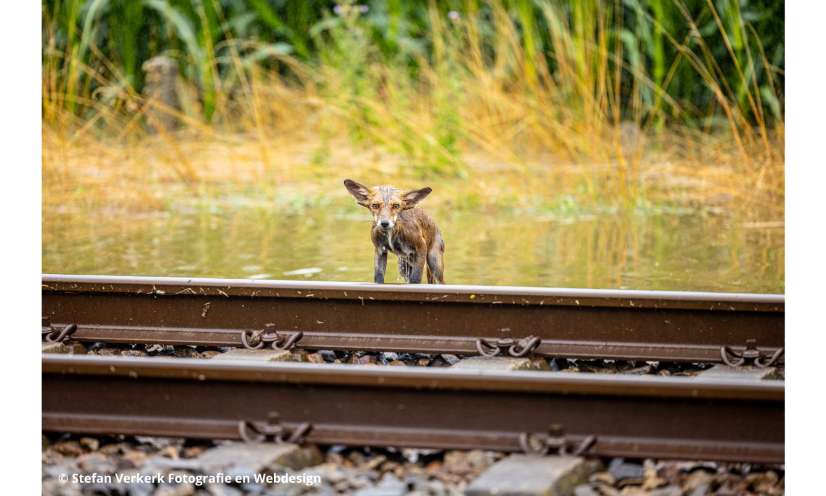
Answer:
[43, 206, 784, 293]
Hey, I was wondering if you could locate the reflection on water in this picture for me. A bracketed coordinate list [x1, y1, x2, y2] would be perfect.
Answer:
[43, 206, 784, 293]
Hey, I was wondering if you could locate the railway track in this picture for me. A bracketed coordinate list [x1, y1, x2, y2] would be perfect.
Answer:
[42, 274, 785, 465]
[42, 354, 784, 464]
[42, 274, 784, 364]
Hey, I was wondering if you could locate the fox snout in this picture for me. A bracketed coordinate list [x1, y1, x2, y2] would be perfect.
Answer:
[374, 208, 397, 230]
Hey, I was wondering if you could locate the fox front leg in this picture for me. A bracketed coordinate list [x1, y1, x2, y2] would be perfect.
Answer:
[374, 248, 388, 284]
[408, 252, 427, 284]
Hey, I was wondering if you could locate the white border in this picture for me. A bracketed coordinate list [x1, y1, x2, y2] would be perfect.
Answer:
[786, 0, 826, 492]
[0, 1, 41, 491]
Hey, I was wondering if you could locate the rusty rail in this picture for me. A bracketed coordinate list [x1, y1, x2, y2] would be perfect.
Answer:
[42, 355, 784, 463]
[42, 274, 784, 363]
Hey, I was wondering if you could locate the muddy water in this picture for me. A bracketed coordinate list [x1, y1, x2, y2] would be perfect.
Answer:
[43, 206, 784, 293]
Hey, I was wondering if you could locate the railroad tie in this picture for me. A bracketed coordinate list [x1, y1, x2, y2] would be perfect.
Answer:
[212, 348, 292, 362]
[695, 364, 779, 381]
[466, 455, 601, 496]
[195, 442, 322, 473]
[42, 341, 86, 355]
[451, 356, 541, 371]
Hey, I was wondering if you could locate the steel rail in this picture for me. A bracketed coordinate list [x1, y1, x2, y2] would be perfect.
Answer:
[42, 355, 784, 463]
[42, 274, 784, 363]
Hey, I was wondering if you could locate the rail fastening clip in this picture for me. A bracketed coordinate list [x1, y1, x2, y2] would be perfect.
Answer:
[238, 411, 313, 445]
[241, 324, 304, 352]
[519, 424, 597, 457]
[720, 339, 784, 368]
[476, 335, 541, 358]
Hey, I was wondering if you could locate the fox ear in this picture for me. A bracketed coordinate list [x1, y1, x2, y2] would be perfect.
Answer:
[402, 187, 432, 209]
[344, 179, 371, 206]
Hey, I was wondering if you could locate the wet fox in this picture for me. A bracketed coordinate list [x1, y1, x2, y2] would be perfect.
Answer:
[344, 179, 445, 284]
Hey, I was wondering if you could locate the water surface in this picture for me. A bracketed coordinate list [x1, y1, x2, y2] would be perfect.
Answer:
[43, 206, 783, 293]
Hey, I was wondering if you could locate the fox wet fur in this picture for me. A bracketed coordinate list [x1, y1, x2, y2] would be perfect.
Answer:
[344, 179, 445, 284]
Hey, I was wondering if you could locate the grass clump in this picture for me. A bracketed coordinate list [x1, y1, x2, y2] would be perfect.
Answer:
[42, 0, 784, 221]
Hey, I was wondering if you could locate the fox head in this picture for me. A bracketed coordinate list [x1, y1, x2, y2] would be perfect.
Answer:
[344, 179, 432, 231]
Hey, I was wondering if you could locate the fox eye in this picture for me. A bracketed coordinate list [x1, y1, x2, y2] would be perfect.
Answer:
[392, 203, 401, 209]
[371, 203, 381, 209]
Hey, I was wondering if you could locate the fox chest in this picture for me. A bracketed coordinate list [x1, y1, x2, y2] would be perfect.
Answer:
[378, 232, 416, 258]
